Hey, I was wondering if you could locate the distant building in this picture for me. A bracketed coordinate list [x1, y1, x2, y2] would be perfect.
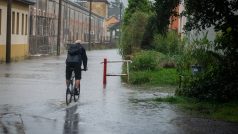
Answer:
[178, 0, 216, 41]
[28, 0, 105, 55]
[85, 0, 109, 18]
[104, 16, 120, 41]
[0, 0, 34, 63]
[169, 5, 179, 32]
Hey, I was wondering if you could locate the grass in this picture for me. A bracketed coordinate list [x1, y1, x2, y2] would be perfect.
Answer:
[129, 68, 179, 86]
[154, 96, 238, 122]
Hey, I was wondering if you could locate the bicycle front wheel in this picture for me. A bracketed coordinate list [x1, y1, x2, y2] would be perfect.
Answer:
[66, 88, 72, 105]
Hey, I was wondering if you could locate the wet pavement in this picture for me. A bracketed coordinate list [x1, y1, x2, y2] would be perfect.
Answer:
[0, 49, 238, 134]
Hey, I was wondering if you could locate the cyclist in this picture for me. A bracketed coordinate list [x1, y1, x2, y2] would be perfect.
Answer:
[66, 40, 87, 95]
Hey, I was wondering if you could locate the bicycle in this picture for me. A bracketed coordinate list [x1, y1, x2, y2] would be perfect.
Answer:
[66, 70, 80, 105]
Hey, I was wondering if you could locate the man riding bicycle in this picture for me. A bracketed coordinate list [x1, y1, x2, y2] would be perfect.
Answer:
[66, 40, 87, 95]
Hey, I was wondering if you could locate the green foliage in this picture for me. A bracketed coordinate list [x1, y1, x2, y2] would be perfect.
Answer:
[158, 54, 177, 68]
[119, 12, 150, 56]
[176, 65, 238, 102]
[129, 71, 152, 84]
[176, 33, 220, 74]
[183, 0, 238, 33]
[152, 31, 183, 55]
[183, 0, 238, 102]
[149, 69, 178, 85]
[141, 14, 157, 49]
[174, 34, 238, 102]
[141, 0, 180, 49]
[129, 69, 178, 86]
[154, 0, 180, 35]
[123, 0, 152, 25]
[130, 51, 158, 71]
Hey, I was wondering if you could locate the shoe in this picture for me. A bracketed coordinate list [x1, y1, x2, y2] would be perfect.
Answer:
[74, 88, 79, 95]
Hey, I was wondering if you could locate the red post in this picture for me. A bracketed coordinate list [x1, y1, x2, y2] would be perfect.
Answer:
[103, 58, 107, 85]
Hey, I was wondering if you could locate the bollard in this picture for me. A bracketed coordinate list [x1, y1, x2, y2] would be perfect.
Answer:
[103, 58, 107, 85]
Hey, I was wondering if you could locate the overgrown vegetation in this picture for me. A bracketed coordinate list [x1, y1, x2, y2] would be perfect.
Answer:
[126, 51, 178, 86]
[118, 0, 238, 122]
[178, 0, 238, 102]
[120, 0, 238, 102]
[119, 11, 150, 56]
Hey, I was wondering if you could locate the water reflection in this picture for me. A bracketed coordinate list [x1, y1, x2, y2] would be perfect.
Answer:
[63, 104, 79, 134]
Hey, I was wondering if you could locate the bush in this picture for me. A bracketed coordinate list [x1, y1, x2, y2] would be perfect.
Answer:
[176, 65, 238, 102]
[130, 51, 158, 71]
[152, 31, 183, 55]
[158, 54, 177, 68]
[176, 34, 220, 75]
[119, 11, 150, 57]
[174, 34, 238, 102]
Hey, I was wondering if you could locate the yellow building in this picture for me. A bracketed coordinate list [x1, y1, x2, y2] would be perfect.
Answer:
[86, 0, 109, 18]
[0, 0, 34, 63]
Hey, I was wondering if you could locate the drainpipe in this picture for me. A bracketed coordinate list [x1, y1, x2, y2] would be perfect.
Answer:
[6, 0, 12, 63]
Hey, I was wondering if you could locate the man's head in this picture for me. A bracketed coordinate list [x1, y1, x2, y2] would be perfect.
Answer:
[75, 40, 82, 45]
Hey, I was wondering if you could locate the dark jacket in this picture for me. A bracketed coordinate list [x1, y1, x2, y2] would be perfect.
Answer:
[66, 43, 87, 69]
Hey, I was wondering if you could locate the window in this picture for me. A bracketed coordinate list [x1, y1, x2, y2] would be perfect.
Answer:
[16, 12, 19, 34]
[0, 9, 2, 35]
[12, 11, 15, 34]
[22, 14, 24, 35]
[25, 14, 27, 35]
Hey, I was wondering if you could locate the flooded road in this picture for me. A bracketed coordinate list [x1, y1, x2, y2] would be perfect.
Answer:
[0, 49, 238, 134]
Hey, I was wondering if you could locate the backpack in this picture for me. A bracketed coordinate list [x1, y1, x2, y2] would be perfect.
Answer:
[66, 44, 82, 63]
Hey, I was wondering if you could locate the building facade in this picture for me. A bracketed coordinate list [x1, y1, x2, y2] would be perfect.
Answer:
[29, 0, 105, 55]
[0, 0, 34, 63]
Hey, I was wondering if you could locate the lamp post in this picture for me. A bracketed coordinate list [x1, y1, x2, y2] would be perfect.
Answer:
[119, 0, 122, 45]
[88, 0, 92, 50]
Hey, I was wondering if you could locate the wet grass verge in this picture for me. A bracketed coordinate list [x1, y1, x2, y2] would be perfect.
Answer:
[154, 96, 238, 123]
[127, 68, 178, 86]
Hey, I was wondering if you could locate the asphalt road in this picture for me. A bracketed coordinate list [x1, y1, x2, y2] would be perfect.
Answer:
[0, 49, 238, 134]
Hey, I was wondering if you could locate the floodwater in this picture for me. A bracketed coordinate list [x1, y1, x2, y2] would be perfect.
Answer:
[0, 49, 238, 134]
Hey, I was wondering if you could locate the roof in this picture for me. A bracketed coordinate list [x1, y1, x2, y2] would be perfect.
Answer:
[16, 0, 35, 5]
[108, 22, 120, 30]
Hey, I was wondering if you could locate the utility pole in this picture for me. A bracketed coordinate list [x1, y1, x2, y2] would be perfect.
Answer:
[119, 0, 122, 45]
[57, 0, 62, 56]
[6, 0, 12, 63]
[88, 0, 92, 50]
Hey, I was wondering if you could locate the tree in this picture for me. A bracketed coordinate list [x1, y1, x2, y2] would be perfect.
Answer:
[183, 0, 238, 61]
[154, 0, 180, 35]
[123, 0, 151, 25]
[181, 0, 238, 101]
[120, 12, 150, 56]
[141, 0, 180, 49]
